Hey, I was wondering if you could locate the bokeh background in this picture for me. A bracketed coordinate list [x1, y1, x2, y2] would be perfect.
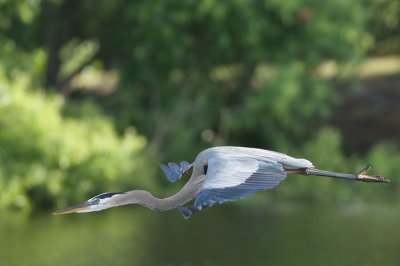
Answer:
[0, 0, 399, 265]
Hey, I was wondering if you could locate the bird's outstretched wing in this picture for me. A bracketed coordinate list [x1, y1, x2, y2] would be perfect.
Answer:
[159, 161, 193, 183]
[178, 156, 286, 218]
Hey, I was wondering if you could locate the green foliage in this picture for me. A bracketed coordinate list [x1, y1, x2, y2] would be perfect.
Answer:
[367, 0, 400, 54]
[1, 0, 377, 160]
[98, 0, 372, 159]
[0, 76, 153, 212]
[233, 64, 334, 150]
[302, 127, 348, 171]
[366, 143, 400, 196]
[0, 0, 398, 212]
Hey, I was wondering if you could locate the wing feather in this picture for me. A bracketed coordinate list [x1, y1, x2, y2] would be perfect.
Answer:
[193, 156, 286, 210]
[159, 161, 193, 183]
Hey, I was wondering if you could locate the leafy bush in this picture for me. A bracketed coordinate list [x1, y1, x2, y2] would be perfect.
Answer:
[0, 76, 154, 212]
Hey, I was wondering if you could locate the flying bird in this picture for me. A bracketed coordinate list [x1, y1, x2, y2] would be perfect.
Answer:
[53, 146, 389, 219]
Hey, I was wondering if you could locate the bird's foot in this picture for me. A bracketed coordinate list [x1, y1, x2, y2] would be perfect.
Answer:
[177, 205, 198, 219]
[355, 164, 390, 183]
[177, 206, 192, 219]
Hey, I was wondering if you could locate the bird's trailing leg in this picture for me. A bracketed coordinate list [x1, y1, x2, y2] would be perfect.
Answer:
[302, 164, 390, 183]
[159, 161, 194, 183]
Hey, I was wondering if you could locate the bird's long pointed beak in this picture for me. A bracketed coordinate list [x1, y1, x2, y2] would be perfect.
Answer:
[53, 201, 93, 215]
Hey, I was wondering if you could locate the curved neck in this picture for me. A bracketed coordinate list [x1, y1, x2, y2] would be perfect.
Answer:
[129, 190, 187, 211]
[112, 175, 205, 211]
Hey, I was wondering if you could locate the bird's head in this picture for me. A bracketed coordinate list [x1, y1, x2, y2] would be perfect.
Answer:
[53, 192, 124, 215]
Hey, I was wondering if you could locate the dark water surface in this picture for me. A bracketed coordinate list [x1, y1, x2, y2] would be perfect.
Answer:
[1, 203, 399, 266]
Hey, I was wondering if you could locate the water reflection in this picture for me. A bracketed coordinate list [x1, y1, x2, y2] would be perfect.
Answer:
[1, 203, 399, 266]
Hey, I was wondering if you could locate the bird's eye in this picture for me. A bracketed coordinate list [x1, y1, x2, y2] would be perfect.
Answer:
[92, 198, 100, 203]
[203, 163, 208, 175]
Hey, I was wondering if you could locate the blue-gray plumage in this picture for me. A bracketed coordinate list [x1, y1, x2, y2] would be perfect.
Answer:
[159, 161, 193, 183]
[53, 146, 389, 218]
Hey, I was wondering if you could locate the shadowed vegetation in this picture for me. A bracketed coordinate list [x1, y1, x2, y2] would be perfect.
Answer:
[0, 0, 399, 212]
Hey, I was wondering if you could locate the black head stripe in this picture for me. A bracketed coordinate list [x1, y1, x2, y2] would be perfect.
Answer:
[90, 192, 123, 201]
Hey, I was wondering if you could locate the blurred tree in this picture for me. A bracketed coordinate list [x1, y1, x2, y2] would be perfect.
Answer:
[1, 0, 383, 160]
[0, 0, 399, 210]
[367, 0, 400, 54]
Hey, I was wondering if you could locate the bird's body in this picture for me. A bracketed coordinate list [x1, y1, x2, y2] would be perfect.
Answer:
[178, 147, 312, 218]
[54, 146, 389, 218]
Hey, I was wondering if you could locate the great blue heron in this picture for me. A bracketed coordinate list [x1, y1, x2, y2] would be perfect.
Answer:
[53, 146, 389, 219]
